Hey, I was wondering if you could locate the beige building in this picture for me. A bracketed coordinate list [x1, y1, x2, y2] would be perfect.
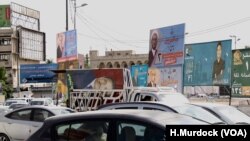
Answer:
[0, 28, 40, 89]
[89, 50, 148, 68]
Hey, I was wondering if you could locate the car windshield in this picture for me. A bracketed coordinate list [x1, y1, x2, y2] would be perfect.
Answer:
[158, 93, 190, 105]
[173, 104, 223, 124]
[30, 101, 44, 105]
[215, 106, 250, 124]
[50, 108, 75, 115]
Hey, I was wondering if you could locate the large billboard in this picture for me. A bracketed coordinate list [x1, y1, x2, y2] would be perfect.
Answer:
[11, 2, 40, 30]
[184, 40, 232, 86]
[20, 64, 58, 84]
[18, 27, 46, 61]
[0, 5, 11, 27]
[57, 30, 77, 63]
[131, 65, 148, 87]
[147, 65, 182, 92]
[66, 69, 124, 90]
[232, 48, 250, 97]
[148, 23, 185, 67]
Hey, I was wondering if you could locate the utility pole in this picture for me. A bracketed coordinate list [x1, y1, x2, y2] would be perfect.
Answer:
[66, 0, 68, 31]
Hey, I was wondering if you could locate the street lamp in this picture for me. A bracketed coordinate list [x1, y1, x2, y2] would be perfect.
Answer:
[230, 35, 240, 49]
[74, 1, 88, 29]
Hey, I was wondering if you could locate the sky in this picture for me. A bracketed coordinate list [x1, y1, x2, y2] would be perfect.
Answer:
[1, 0, 250, 61]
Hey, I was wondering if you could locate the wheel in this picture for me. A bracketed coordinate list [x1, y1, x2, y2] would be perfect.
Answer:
[0, 133, 10, 141]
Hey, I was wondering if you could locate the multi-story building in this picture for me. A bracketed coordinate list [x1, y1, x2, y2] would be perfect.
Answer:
[89, 50, 148, 68]
[0, 28, 40, 89]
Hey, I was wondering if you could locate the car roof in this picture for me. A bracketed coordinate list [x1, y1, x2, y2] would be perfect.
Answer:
[98, 101, 178, 112]
[45, 110, 208, 126]
[192, 103, 230, 108]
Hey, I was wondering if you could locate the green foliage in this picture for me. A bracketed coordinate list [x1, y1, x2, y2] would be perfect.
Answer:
[0, 67, 13, 98]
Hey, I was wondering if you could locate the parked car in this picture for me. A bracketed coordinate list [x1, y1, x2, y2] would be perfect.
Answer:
[30, 98, 54, 106]
[0, 106, 75, 141]
[27, 110, 208, 141]
[192, 103, 250, 124]
[128, 87, 190, 105]
[98, 102, 225, 124]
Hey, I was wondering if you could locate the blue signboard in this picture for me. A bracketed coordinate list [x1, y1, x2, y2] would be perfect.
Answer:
[148, 23, 185, 67]
[184, 40, 232, 86]
[131, 65, 148, 87]
[20, 64, 58, 83]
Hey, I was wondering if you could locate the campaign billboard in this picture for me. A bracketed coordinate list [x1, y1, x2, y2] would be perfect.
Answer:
[147, 65, 182, 92]
[0, 5, 11, 27]
[66, 69, 124, 90]
[131, 65, 148, 87]
[184, 40, 232, 86]
[232, 48, 250, 97]
[20, 64, 58, 84]
[57, 30, 77, 63]
[148, 23, 185, 67]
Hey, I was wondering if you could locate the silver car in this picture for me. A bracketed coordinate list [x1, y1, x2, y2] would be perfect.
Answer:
[0, 106, 75, 141]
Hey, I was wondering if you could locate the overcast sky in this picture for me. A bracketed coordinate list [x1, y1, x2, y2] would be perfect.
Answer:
[2, 0, 250, 61]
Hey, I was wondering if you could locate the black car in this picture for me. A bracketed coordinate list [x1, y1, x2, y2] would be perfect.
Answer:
[27, 110, 208, 141]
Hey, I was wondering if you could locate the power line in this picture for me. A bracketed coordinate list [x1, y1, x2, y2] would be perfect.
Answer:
[77, 13, 146, 48]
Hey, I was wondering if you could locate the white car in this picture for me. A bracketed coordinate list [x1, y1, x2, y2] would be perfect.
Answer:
[30, 98, 54, 106]
[0, 106, 75, 141]
[193, 103, 250, 124]
[128, 87, 190, 105]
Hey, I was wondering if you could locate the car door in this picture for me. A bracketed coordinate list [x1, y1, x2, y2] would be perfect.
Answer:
[3, 109, 32, 140]
[29, 108, 54, 137]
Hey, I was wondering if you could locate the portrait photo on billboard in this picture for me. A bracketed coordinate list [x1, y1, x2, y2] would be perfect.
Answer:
[66, 69, 124, 90]
[184, 40, 232, 86]
[57, 30, 77, 62]
[57, 32, 65, 60]
[131, 65, 148, 87]
[232, 48, 250, 97]
[148, 24, 185, 68]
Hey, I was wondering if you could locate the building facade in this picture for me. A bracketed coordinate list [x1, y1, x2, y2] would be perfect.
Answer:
[0, 28, 40, 89]
[89, 50, 148, 68]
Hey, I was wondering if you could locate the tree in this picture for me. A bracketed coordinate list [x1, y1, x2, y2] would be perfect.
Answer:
[0, 67, 13, 98]
[84, 54, 90, 68]
[46, 58, 54, 64]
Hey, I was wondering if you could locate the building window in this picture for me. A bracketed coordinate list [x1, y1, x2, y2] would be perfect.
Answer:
[0, 38, 11, 46]
[0, 54, 10, 61]
[117, 53, 121, 56]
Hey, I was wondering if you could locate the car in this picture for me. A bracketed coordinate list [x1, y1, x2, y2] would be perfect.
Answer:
[3, 99, 28, 106]
[192, 103, 250, 124]
[98, 101, 178, 113]
[30, 98, 54, 106]
[128, 87, 190, 105]
[98, 102, 225, 124]
[0, 106, 75, 141]
[27, 110, 208, 141]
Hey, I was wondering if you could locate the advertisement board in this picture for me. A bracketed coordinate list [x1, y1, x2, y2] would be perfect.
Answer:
[19, 27, 46, 61]
[147, 65, 182, 92]
[66, 69, 124, 90]
[184, 40, 232, 86]
[57, 30, 77, 63]
[0, 5, 11, 27]
[20, 64, 58, 84]
[131, 65, 148, 87]
[232, 48, 250, 97]
[148, 23, 185, 67]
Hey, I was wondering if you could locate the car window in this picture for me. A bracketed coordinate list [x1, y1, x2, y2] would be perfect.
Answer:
[116, 121, 165, 141]
[7, 109, 32, 121]
[33, 109, 53, 122]
[55, 120, 109, 141]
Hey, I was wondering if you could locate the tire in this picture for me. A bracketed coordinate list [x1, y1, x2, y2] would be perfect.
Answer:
[0, 133, 10, 141]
